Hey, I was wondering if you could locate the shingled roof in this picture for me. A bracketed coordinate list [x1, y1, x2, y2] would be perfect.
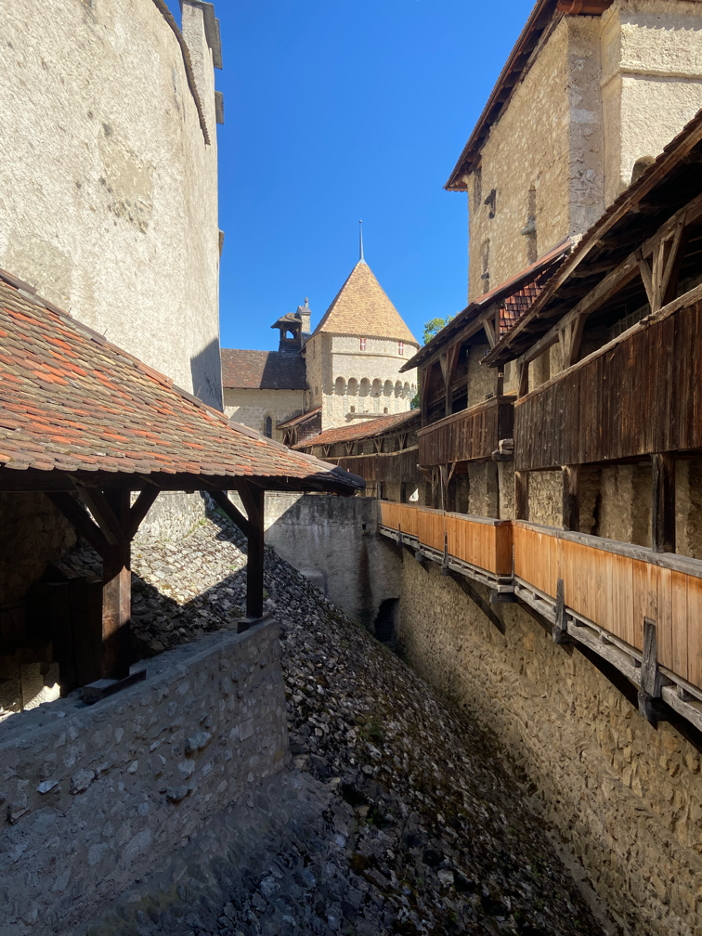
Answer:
[312, 261, 419, 346]
[221, 349, 307, 391]
[0, 274, 362, 495]
[294, 410, 418, 450]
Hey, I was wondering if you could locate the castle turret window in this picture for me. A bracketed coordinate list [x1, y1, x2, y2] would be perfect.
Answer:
[264, 416, 273, 438]
[399, 341, 404, 355]
[360, 337, 366, 351]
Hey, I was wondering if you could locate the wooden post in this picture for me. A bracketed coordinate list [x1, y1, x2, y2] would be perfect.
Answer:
[101, 490, 131, 680]
[652, 453, 676, 553]
[240, 482, 265, 623]
[562, 465, 580, 532]
[515, 471, 529, 521]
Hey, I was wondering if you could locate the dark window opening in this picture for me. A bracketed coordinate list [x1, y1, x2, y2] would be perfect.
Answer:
[374, 598, 398, 644]
[264, 416, 273, 438]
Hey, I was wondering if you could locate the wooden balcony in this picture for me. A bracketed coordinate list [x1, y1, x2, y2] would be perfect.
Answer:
[515, 294, 702, 472]
[334, 448, 419, 485]
[513, 522, 702, 693]
[379, 501, 513, 579]
[377, 503, 702, 722]
[418, 396, 514, 468]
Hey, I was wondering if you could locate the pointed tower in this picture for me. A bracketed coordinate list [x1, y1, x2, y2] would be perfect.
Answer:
[305, 235, 419, 430]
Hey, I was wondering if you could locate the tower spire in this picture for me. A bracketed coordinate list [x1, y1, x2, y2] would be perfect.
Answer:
[359, 220, 365, 263]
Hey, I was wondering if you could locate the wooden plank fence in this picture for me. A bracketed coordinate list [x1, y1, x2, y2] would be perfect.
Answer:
[379, 503, 702, 691]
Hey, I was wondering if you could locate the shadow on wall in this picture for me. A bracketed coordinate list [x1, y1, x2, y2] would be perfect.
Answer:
[190, 337, 224, 411]
[258, 493, 403, 632]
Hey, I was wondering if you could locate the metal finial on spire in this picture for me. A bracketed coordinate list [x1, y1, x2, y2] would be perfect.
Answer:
[359, 220, 364, 263]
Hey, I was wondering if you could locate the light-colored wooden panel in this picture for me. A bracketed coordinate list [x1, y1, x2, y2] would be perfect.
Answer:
[670, 570, 688, 679]
[611, 553, 634, 647]
[686, 575, 702, 689]
[595, 548, 614, 638]
[632, 559, 659, 652]
[657, 567, 674, 671]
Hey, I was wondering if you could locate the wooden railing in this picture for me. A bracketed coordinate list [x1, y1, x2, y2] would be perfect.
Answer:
[379, 501, 512, 578]
[378, 502, 702, 693]
[513, 522, 702, 689]
[515, 294, 702, 471]
[418, 396, 514, 467]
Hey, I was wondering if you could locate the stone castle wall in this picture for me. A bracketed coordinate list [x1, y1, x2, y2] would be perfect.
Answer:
[305, 333, 418, 430]
[397, 559, 702, 936]
[0, 0, 223, 409]
[0, 620, 288, 936]
[223, 387, 307, 441]
[601, 0, 702, 205]
[466, 0, 702, 302]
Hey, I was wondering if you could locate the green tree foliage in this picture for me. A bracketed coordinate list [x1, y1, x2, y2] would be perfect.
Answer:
[412, 316, 455, 407]
[422, 316, 453, 345]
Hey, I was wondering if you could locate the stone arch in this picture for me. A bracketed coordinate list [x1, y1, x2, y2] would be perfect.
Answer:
[395, 380, 403, 398]
[334, 376, 346, 396]
[371, 378, 382, 397]
[383, 380, 393, 397]
[359, 378, 371, 397]
[348, 377, 358, 396]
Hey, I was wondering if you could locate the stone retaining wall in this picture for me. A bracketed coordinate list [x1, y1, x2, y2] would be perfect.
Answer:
[0, 619, 288, 936]
[398, 560, 702, 936]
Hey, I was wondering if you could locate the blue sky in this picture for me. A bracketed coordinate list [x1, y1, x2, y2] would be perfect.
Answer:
[165, 1, 533, 350]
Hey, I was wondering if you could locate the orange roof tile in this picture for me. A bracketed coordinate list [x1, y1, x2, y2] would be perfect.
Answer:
[0, 276, 363, 495]
[312, 261, 419, 346]
[294, 410, 419, 449]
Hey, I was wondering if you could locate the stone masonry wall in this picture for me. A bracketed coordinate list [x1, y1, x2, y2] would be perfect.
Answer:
[0, 620, 288, 936]
[467, 16, 602, 301]
[223, 387, 307, 441]
[397, 559, 702, 936]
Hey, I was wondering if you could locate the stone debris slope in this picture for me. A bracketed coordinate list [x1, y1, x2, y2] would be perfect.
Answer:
[60, 512, 607, 936]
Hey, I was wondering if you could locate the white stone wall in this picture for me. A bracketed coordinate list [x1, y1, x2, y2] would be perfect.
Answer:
[602, 0, 702, 204]
[223, 388, 307, 441]
[0, 621, 288, 935]
[306, 334, 417, 430]
[0, 0, 223, 408]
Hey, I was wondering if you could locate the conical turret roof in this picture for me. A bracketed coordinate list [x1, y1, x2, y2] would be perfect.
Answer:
[312, 261, 418, 346]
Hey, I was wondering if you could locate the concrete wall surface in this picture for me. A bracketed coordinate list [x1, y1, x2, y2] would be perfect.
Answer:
[0, 620, 288, 936]
[397, 560, 702, 936]
[251, 493, 402, 632]
[0, 0, 223, 408]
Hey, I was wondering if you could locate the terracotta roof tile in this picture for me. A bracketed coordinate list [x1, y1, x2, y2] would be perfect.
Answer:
[221, 349, 307, 390]
[294, 410, 418, 449]
[312, 261, 419, 346]
[0, 279, 362, 493]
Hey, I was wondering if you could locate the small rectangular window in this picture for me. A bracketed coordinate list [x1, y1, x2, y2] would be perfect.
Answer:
[398, 341, 404, 356]
[360, 337, 366, 351]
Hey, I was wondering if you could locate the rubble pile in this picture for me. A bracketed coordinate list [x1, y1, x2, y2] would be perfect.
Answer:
[62, 512, 608, 936]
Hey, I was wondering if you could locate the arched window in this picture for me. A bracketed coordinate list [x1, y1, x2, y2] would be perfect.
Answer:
[348, 377, 358, 397]
[334, 376, 346, 396]
[395, 380, 403, 398]
[383, 380, 393, 397]
[359, 378, 371, 397]
[264, 416, 273, 438]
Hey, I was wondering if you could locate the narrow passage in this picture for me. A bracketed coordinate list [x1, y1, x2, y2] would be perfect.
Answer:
[66, 512, 610, 936]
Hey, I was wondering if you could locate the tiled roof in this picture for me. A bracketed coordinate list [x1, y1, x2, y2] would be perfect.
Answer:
[312, 261, 419, 346]
[402, 238, 572, 372]
[221, 349, 307, 390]
[294, 410, 419, 449]
[0, 275, 362, 494]
[277, 407, 322, 430]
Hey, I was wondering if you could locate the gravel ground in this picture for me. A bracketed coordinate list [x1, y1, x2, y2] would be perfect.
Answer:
[59, 511, 612, 936]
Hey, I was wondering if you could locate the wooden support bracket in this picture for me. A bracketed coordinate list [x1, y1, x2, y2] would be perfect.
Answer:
[652, 453, 676, 553]
[447, 569, 506, 635]
[552, 578, 571, 645]
[209, 489, 251, 537]
[638, 617, 668, 725]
